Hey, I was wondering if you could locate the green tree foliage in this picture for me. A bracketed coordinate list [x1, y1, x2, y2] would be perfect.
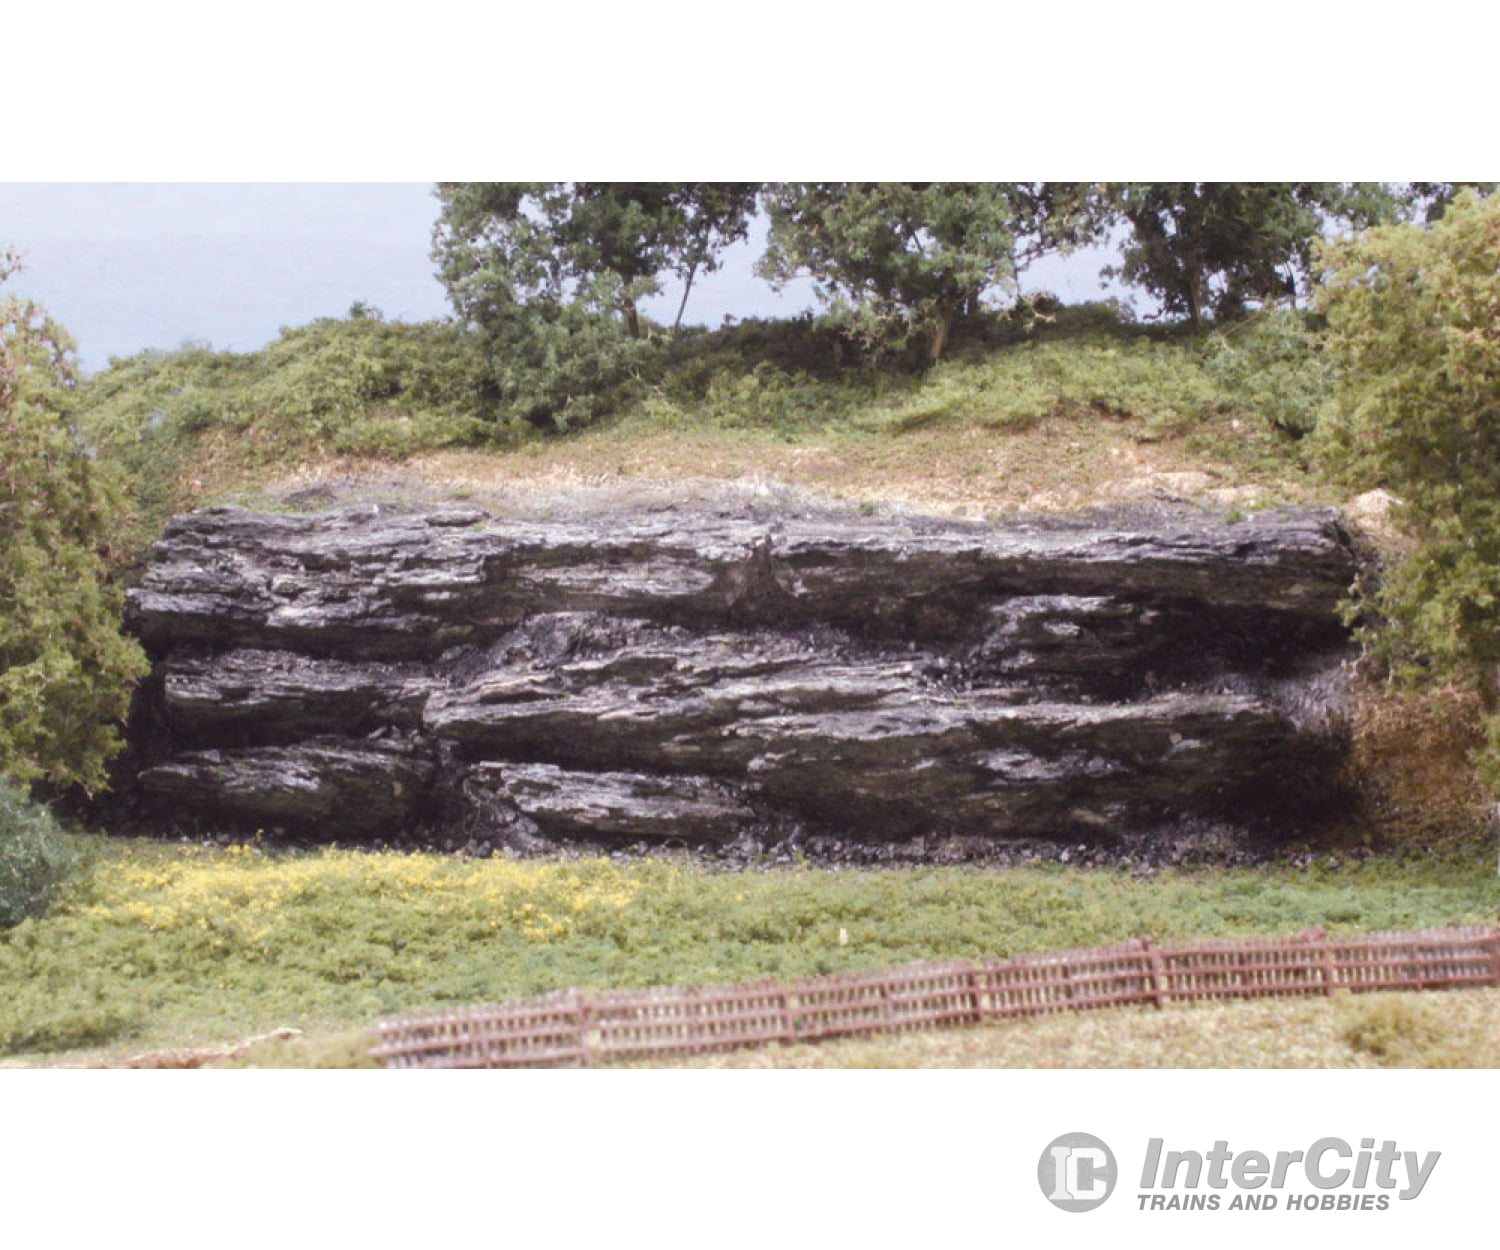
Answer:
[759, 183, 1107, 364]
[1110, 183, 1399, 330]
[1401, 182, 1500, 223]
[0, 248, 149, 792]
[0, 776, 74, 928]
[564, 183, 760, 335]
[1314, 190, 1500, 782]
[431, 183, 758, 429]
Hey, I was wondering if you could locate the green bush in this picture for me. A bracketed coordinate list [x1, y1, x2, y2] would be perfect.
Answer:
[1314, 190, 1500, 784]
[253, 313, 492, 442]
[0, 778, 75, 928]
[2, 252, 150, 790]
[1204, 308, 1332, 438]
[473, 296, 665, 433]
[77, 313, 499, 523]
[848, 333, 1227, 438]
[1341, 995, 1446, 1064]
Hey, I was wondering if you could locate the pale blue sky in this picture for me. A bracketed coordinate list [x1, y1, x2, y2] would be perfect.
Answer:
[1, 183, 1123, 373]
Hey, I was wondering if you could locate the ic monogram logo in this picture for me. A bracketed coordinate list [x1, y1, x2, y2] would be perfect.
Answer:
[1038, 1132, 1118, 1212]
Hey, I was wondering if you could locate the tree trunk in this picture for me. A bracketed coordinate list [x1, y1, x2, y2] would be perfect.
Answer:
[622, 299, 642, 340]
[928, 297, 958, 364]
[673, 265, 699, 333]
[1184, 274, 1203, 333]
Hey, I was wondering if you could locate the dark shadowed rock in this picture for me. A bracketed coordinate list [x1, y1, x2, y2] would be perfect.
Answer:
[119, 502, 1359, 852]
[161, 649, 438, 740]
[137, 738, 435, 834]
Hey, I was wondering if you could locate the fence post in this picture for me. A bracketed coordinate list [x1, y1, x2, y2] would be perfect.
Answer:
[1318, 938, 1337, 997]
[1142, 936, 1165, 1010]
[779, 987, 796, 1045]
[1488, 928, 1500, 989]
[577, 991, 594, 1068]
[879, 970, 895, 1032]
[687, 986, 703, 1055]
[966, 961, 985, 1026]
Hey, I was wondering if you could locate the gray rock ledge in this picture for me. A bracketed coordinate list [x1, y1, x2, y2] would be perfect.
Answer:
[118, 502, 1358, 853]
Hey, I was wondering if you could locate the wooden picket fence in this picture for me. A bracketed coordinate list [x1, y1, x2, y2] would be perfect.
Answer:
[371, 925, 1500, 1069]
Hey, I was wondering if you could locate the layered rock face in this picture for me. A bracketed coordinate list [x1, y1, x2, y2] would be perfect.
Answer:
[121, 502, 1358, 853]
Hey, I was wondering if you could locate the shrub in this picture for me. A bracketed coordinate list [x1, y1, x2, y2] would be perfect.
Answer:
[1314, 189, 1500, 785]
[852, 333, 1226, 437]
[252, 313, 492, 441]
[1203, 308, 1332, 438]
[0, 778, 75, 928]
[1341, 995, 1446, 1065]
[77, 314, 499, 525]
[1, 250, 150, 790]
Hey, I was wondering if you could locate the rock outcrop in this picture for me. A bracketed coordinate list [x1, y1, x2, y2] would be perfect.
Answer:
[119, 502, 1359, 855]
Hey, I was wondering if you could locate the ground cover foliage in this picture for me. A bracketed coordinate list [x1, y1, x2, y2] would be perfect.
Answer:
[75, 300, 1327, 532]
[2, 836, 1496, 1062]
[78, 312, 493, 530]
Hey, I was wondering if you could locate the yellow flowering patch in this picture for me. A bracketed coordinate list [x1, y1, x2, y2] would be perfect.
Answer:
[77, 843, 647, 956]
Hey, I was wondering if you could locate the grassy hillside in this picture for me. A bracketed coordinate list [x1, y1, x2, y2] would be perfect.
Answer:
[77, 303, 1332, 530]
[4, 835, 1497, 1066]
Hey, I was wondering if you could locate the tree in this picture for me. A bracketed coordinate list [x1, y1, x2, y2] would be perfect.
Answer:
[0, 248, 149, 792]
[1313, 189, 1500, 781]
[432, 183, 758, 335]
[758, 183, 1108, 365]
[563, 183, 760, 335]
[431, 183, 758, 428]
[657, 183, 763, 332]
[1109, 183, 1399, 331]
[1400, 182, 1500, 223]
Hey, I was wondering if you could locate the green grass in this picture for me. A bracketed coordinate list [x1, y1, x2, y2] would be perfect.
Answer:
[75, 303, 1325, 532]
[2, 836, 1496, 1065]
[76, 315, 497, 533]
[596, 306, 1323, 464]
